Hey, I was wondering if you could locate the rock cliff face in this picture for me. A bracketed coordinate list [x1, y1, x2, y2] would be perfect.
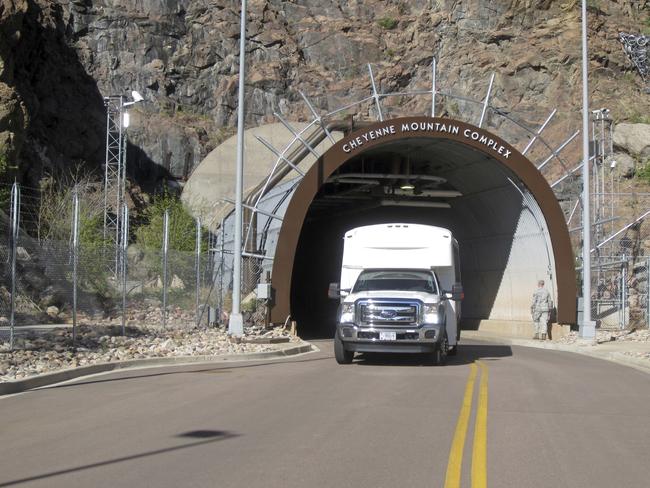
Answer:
[0, 0, 649, 188]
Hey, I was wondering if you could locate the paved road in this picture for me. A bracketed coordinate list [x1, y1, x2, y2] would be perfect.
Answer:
[1, 340, 650, 488]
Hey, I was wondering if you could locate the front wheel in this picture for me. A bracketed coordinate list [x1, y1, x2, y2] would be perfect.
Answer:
[433, 333, 449, 366]
[334, 331, 354, 364]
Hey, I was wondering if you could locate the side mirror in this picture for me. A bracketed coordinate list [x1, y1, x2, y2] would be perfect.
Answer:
[444, 284, 464, 301]
[329, 282, 350, 299]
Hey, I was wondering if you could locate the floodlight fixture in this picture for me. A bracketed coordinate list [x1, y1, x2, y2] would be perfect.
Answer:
[123, 91, 144, 107]
[399, 180, 415, 191]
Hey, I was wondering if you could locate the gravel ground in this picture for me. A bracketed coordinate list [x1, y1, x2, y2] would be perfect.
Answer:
[0, 324, 298, 383]
[553, 328, 650, 361]
[555, 328, 650, 345]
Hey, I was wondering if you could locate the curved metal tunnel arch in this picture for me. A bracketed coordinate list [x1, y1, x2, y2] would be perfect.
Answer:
[270, 117, 576, 329]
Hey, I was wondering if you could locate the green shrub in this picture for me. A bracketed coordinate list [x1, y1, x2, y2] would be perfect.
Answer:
[378, 17, 398, 30]
[135, 191, 199, 252]
[635, 160, 650, 184]
[0, 148, 11, 210]
[135, 192, 202, 286]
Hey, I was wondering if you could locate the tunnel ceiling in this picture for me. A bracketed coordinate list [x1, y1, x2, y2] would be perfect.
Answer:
[306, 138, 522, 242]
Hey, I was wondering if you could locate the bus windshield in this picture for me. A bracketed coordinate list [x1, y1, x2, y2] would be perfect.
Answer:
[352, 269, 438, 294]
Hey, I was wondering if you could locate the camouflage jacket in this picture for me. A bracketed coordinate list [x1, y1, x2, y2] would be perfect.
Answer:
[531, 287, 553, 313]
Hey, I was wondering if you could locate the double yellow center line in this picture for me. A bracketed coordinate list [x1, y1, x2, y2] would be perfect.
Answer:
[444, 361, 489, 488]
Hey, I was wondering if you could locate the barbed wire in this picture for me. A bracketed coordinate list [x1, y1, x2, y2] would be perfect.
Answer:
[619, 32, 650, 90]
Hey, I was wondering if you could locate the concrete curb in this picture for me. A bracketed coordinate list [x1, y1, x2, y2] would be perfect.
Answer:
[464, 332, 650, 375]
[0, 341, 314, 396]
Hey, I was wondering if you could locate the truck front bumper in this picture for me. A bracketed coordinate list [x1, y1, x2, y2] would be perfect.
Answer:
[337, 324, 444, 354]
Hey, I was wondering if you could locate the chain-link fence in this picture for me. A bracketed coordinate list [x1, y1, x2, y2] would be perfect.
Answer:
[0, 182, 233, 351]
[584, 215, 650, 330]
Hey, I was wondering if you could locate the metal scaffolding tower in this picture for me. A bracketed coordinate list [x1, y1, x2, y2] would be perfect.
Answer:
[103, 95, 126, 272]
[102, 91, 143, 275]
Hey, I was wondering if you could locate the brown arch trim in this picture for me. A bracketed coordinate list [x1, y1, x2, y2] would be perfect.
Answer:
[270, 116, 577, 325]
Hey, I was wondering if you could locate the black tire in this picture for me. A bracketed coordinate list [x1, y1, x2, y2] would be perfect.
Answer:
[433, 333, 449, 366]
[334, 331, 354, 364]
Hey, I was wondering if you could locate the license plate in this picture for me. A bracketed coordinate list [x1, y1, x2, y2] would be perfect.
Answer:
[379, 331, 396, 341]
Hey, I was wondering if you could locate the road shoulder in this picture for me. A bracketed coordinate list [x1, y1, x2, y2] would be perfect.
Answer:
[0, 341, 314, 396]
[462, 331, 650, 375]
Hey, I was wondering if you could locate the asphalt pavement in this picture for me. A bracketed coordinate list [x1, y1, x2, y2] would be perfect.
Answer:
[1, 339, 650, 488]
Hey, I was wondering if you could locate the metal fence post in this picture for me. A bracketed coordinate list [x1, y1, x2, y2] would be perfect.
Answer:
[72, 188, 80, 344]
[162, 209, 169, 328]
[647, 258, 650, 328]
[9, 182, 20, 350]
[219, 219, 225, 323]
[621, 255, 627, 329]
[121, 204, 129, 336]
[195, 217, 201, 327]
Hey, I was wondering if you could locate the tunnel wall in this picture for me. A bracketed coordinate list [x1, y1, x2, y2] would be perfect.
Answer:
[270, 116, 576, 325]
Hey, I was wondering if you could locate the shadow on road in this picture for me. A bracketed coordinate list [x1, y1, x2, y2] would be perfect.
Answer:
[353, 344, 513, 367]
[0, 431, 239, 487]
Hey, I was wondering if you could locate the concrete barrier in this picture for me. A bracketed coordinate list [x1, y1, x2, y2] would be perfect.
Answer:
[0, 342, 314, 396]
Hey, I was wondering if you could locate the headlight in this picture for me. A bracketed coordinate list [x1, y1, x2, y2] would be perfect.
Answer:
[423, 304, 441, 324]
[340, 303, 354, 323]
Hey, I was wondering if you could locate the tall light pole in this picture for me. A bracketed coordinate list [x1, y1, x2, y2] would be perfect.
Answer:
[580, 0, 596, 339]
[103, 90, 144, 275]
[228, 0, 246, 336]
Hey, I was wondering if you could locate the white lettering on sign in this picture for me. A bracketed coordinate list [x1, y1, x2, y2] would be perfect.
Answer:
[343, 125, 397, 153]
[342, 120, 513, 159]
[462, 129, 511, 158]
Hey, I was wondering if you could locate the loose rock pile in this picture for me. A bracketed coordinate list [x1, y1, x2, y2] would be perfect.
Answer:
[555, 328, 650, 345]
[0, 324, 297, 383]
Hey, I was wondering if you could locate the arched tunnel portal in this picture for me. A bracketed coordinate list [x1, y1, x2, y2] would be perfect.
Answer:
[270, 117, 576, 338]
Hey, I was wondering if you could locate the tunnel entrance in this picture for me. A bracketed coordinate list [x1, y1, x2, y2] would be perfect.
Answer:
[272, 117, 576, 338]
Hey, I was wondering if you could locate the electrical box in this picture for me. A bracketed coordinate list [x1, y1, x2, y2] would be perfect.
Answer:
[256, 283, 272, 300]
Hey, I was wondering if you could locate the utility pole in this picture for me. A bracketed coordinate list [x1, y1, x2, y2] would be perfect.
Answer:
[228, 0, 247, 337]
[580, 0, 596, 339]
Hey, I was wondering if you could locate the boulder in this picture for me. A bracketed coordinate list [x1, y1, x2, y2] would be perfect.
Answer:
[613, 123, 650, 159]
[241, 291, 258, 311]
[170, 275, 185, 290]
[46, 306, 60, 318]
[16, 247, 30, 260]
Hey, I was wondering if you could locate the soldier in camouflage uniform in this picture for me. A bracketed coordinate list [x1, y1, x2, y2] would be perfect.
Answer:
[531, 280, 553, 340]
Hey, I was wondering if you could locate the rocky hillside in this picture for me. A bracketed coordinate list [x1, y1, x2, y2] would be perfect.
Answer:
[0, 0, 649, 189]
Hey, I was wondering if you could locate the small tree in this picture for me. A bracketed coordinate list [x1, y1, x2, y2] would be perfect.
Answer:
[135, 192, 198, 252]
[135, 192, 200, 288]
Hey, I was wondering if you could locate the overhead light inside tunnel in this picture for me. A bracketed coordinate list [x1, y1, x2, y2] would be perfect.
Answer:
[336, 178, 381, 185]
[392, 189, 462, 198]
[380, 200, 451, 208]
[327, 173, 447, 184]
